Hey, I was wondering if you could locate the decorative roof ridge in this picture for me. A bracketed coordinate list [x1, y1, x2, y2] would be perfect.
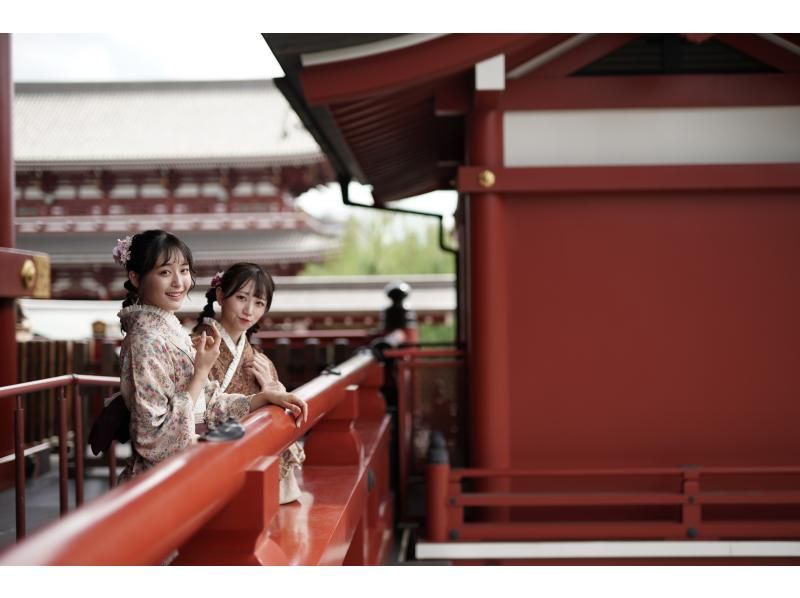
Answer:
[15, 152, 327, 171]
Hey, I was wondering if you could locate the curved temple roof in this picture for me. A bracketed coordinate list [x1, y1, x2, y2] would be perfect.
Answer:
[264, 33, 800, 204]
[13, 79, 326, 169]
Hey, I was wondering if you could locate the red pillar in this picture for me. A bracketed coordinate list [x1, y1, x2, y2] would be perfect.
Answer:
[0, 34, 18, 486]
[467, 95, 511, 472]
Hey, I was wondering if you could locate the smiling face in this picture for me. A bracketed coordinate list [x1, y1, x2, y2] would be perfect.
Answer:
[217, 279, 268, 337]
[129, 250, 192, 313]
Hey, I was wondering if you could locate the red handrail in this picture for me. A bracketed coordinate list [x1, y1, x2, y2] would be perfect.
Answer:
[383, 348, 464, 359]
[1, 374, 121, 539]
[256, 329, 376, 341]
[0, 351, 379, 565]
[426, 461, 800, 545]
[449, 465, 800, 479]
[0, 373, 120, 399]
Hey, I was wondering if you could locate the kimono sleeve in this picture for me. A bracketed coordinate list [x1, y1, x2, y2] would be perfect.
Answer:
[126, 335, 194, 464]
[203, 379, 251, 428]
[254, 347, 287, 392]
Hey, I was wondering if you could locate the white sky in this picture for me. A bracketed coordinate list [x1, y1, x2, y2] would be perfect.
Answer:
[12, 33, 285, 82]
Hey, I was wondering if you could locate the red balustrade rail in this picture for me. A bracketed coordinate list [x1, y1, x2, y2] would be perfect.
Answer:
[384, 347, 465, 523]
[0, 374, 120, 540]
[427, 462, 800, 545]
[0, 332, 402, 565]
[256, 329, 378, 346]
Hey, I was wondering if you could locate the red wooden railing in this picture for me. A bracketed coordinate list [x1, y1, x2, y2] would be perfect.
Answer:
[0, 332, 401, 565]
[385, 347, 465, 523]
[256, 329, 378, 346]
[0, 373, 120, 540]
[427, 461, 800, 544]
[15, 340, 90, 445]
[256, 329, 381, 391]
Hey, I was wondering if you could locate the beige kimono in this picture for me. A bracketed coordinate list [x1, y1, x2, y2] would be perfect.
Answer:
[117, 305, 251, 483]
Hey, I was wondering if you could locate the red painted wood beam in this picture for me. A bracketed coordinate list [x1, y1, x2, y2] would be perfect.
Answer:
[776, 34, 800, 48]
[357, 157, 431, 180]
[358, 146, 432, 167]
[346, 123, 428, 149]
[360, 149, 433, 169]
[353, 133, 433, 158]
[501, 74, 800, 110]
[332, 85, 432, 123]
[517, 33, 640, 78]
[366, 159, 435, 182]
[467, 96, 510, 475]
[0, 249, 50, 298]
[336, 103, 425, 133]
[348, 126, 431, 155]
[457, 522, 688, 541]
[434, 73, 473, 116]
[348, 121, 433, 150]
[351, 147, 429, 171]
[341, 109, 430, 143]
[682, 33, 715, 44]
[0, 35, 16, 488]
[453, 492, 685, 507]
[457, 164, 800, 194]
[300, 34, 539, 105]
[0, 35, 13, 261]
[716, 34, 800, 73]
[356, 144, 432, 166]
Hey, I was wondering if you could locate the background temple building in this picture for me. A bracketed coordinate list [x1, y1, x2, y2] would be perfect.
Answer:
[13, 79, 340, 299]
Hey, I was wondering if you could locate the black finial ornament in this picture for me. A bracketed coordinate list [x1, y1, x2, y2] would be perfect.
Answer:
[381, 281, 417, 332]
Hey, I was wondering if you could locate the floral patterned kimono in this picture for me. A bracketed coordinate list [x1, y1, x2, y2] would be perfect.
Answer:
[117, 305, 251, 483]
[195, 317, 305, 503]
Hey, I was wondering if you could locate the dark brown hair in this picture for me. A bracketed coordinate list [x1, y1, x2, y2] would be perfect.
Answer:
[194, 262, 275, 338]
[120, 230, 196, 323]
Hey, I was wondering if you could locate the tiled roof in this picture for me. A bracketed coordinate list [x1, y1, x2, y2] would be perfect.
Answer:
[13, 80, 325, 169]
[16, 228, 341, 267]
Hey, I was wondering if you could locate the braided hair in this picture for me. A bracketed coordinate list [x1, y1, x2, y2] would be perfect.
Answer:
[120, 230, 196, 330]
[194, 262, 275, 339]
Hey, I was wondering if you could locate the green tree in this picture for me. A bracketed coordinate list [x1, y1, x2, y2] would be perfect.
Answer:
[302, 213, 455, 276]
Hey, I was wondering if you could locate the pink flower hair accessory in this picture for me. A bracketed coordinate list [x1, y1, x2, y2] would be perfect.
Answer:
[112, 235, 134, 267]
[210, 271, 224, 288]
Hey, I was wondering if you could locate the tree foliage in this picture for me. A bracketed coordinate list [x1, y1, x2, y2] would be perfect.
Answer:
[302, 213, 455, 276]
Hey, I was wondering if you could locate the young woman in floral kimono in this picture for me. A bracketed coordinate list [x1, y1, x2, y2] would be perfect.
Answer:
[114, 231, 307, 484]
[193, 263, 307, 503]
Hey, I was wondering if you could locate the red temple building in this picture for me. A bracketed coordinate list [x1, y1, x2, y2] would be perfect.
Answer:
[13, 79, 339, 299]
[1, 33, 800, 566]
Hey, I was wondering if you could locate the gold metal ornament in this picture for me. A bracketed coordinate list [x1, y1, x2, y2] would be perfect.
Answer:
[31, 254, 52, 298]
[20, 259, 36, 290]
[478, 169, 496, 189]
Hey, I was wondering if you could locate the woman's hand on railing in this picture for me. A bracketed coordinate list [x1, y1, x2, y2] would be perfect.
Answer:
[251, 389, 308, 428]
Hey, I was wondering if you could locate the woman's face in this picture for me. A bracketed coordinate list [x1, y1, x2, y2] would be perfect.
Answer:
[217, 279, 268, 334]
[130, 251, 192, 313]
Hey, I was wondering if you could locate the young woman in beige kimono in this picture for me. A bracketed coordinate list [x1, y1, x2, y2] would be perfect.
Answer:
[193, 263, 308, 503]
[114, 230, 306, 483]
